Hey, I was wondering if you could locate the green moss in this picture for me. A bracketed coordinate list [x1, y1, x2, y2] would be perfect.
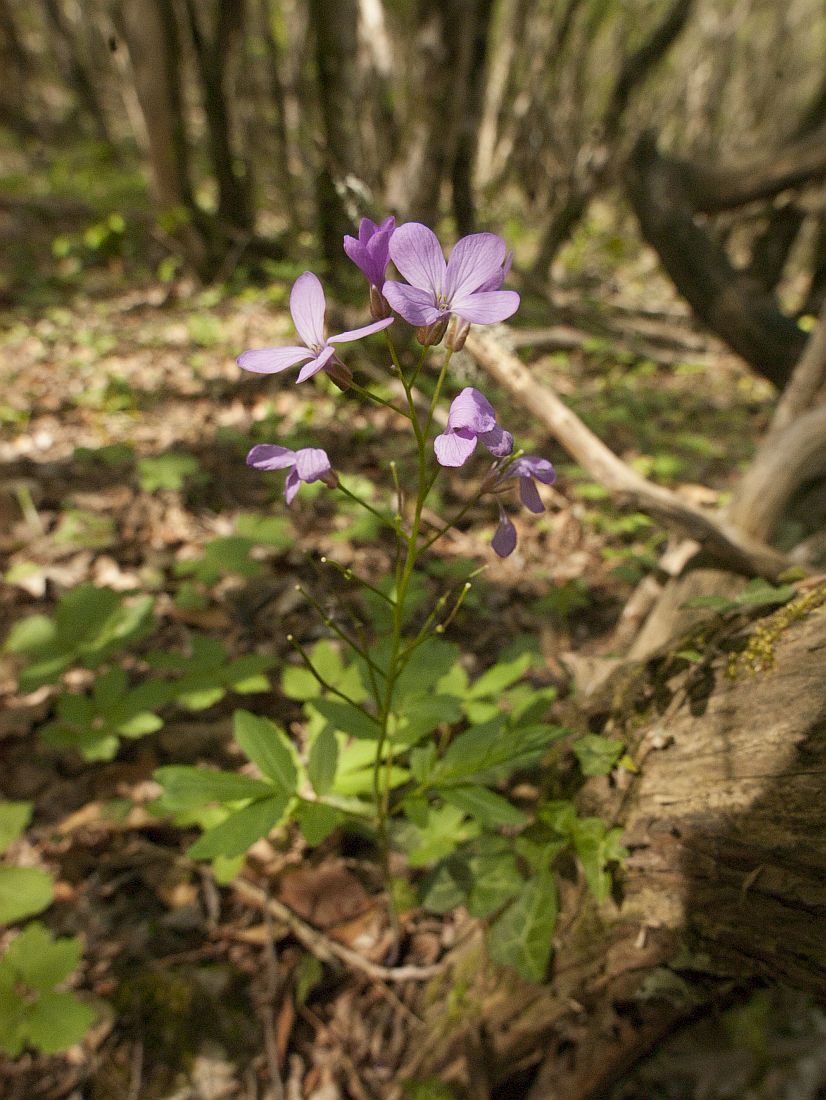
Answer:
[726, 585, 826, 678]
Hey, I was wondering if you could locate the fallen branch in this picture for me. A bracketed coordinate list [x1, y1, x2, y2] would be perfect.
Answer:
[464, 328, 793, 580]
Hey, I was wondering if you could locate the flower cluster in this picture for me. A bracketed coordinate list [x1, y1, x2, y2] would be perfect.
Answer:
[239, 218, 554, 554]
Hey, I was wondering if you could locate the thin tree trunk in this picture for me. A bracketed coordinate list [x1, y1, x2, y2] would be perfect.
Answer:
[257, 0, 299, 232]
[42, 0, 114, 145]
[182, 0, 252, 231]
[451, 0, 494, 235]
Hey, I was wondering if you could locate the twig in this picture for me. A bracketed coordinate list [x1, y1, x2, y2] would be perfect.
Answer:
[231, 876, 444, 983]
[464, 327, 794, 580]
[769, 299, 826, 436]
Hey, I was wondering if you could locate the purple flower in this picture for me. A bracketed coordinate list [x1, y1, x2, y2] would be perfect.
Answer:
[490, 456, 556, 557]
[237, 272, 393, 384]
[343, 216, 395, 289]
[246, 444, 337, 505]
[383, 223, 520, 328]
[491, 507, 517, 557]
[434, 388, 513, 467]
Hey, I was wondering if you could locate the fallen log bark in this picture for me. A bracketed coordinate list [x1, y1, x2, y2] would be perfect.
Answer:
[398, 591, 826, 1099]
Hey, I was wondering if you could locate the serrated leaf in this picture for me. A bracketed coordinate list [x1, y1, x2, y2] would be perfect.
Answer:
[308, 697, 381, 741]
[487, 869, 557, 982]
[233, 711, 298, 791]
[154, 766, 275, 809]
[432, 720, 568, 786]
[295, 801, 339, 846]
[0, 867, 54, 924]
[23, 991, 97, 1053]
[572, 734, 625, 777]
[0, 802, 32, 855]
[188, 793, 291, 859]
[467, 653, 533, 699]
[440, 787, 528, 829]
[308, 725, 338, 795]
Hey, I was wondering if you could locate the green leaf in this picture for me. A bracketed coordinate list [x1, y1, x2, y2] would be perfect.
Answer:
[0, 801, 32, 855]
[735, 580, 796, 608]
[235, 513, 292, 548]
[572, 734, 625, 777]
[420, 857, 472, 913]
[5, 924, 81, 990]
[0, 867, 54, 924]
[308, 697, 381, 741]
[282, 664, 321, 700]
[308, 725, 338, 795]
[439, 787, 528, 829]
[396, 804, 479, 867]
[466, 653, 533, 699]
[138, 453, 200, 492]
[466, 850, 524, 918]
[4, 615, 56, 656]
[389, 695, 463, 746]
[295, 801, 339, 846]
[154, 766, 275, 809]
[233, 710, 298, 791]
[432, 719, 568, 786]
[294, 953, 324, 1006]
[117, 711, 163, 738]
[23, 991, 97, 1053]
[188, 793, 291, 859]
[487, 869, 557, 982]
[570, 818, 628, 904]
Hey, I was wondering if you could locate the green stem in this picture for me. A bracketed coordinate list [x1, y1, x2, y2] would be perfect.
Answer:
[286, 635, 381, 724]
[348, 379, 408, 419]
[336, 482, 400, 534]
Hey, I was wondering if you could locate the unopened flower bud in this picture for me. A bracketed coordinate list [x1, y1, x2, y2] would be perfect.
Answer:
[369, 284, 392, 321]
[325, 355, 353, 391]
[415, 316, 449, 347]
[446, 316, 471, 351]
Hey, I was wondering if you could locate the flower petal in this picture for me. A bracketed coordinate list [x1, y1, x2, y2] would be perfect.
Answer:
[358, 217, 380, 245]
[447, 387, 497, 433]
[433, 428, 478, 467]
[290, 272, 326, 348]
[328, 316, 394, 343]
[491, 511, 517, 557]
[246, 444, 296, 471]
[388, 222, 446, 296]
[479, 426, 514, 458]
[294, 447, 332, 483]
[519, 476, 545, 513]
[284, 467, 301, 505]
[510, 456, 556, 485]
[476, 250, 513, 293]
[237, 346, 314, 374]
[450, 289, 520, 324]
[383, 282, 443, 326]
[444, 232, 507, 300]
[295, 345, 336, 383]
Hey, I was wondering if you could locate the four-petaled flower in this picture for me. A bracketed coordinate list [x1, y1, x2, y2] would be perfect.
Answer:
[434, 388, 513, 468]
[238, 271, 393, 384]
[490, 456, 556, 557]
[343, 216, 395, 290]
[383, 223, 520, 328]
[246, 444, 337, 505]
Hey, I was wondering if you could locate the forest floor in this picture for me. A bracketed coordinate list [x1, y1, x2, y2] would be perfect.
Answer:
[2, 205, 825, 1099]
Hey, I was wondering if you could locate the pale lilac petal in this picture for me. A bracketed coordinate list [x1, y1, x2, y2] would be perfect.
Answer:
[383, 281, 443, 326]
[519, 476, 545, 513]
[491, 511, 517, 557]
[343, 235, 369, 276]
[237, 346, 314, 374]
[362, 217, 395, 286]
[511, 456, 556, 485]
[295, 345, 336, 383]
[479, 426, 513, 458]
[358, 217, 380, 245]
[290, 272, 326, 348]
[246, 444, 296, 471]
[284, 467, 301, 505]
[434, 428, 478, 467]
[388, 222, 446, 296]
[294, 447, 331, 483]
[476, 250, 513, 293]
[444, 233, 507, 299]
[450, 289, 520, 324]
[446, 387, 497, 433]
[328, 316, 394, 344]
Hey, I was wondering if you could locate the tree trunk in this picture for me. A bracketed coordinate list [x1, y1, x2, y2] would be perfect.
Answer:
[396, 595, 826, 1099]
[42, 0, 114, 145]
[182, 0, 252, 232]
[625, 133, 805, 388]
[116, 0, 210, 274]
[450, 0, 494, 236]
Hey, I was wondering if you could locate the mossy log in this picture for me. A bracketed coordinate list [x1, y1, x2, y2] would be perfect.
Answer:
[397, 596, 826, 1099]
